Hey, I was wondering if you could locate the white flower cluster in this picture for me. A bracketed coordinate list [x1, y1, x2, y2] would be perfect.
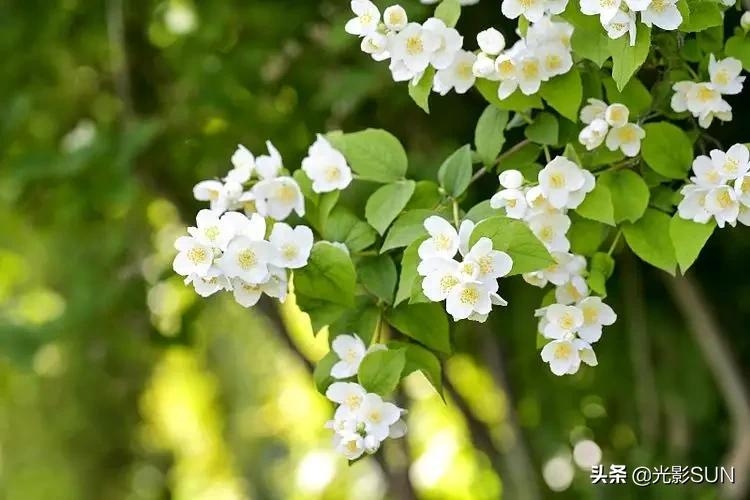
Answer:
[671, 55, 745, 129]
[324, 334, 407, 460]
[173, 209, 313, 306]
[346, 1, 477, 95]
[501, 0, 569, 23]
[193, 142, 305, 221]
[301, 135, 354, 193]
[472, 17, 575, 99]
[678, 143, 750, 228]
[536, 297, 616, 375]
[578, 99, 645, 157]
[416, 217, 513, 322]
[421, 0, 480, 5]
[580, 0, 682, 46]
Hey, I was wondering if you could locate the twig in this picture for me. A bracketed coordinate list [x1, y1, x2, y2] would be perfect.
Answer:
[469, 139, 532, 186]
[663, 274, 750, 500]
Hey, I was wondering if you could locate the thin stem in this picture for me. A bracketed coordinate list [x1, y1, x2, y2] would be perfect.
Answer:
[469, 139, 532, 186]
[607, 229, 623, 256]
[543, 145, 551, 163]
[452, 199, 461, 227]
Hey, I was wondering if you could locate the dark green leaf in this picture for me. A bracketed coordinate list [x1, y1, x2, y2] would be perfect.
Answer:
[386, 303, 451, 354]
[365, 180, 415, 234]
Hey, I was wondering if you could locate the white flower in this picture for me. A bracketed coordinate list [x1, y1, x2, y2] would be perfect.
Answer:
[708, 55, 745, 95]
[301, 135, 353, 193]
[704, 185, 740, 228]
[330, 334, 367, 379]
[580, 98, 607, 124]
[605, 123, 646, 157]
[421, 259, 462, 301]
[458, 219, 475, 257]
[541, 339, 580, 375]
[335, 433, 366, 460]
[251, 177, 305, 220]
[671, 81, 695, 113]
[578, 119, 609, 151]
[269, 223, 313, 269]
[418, 216, 459, 259]
[358, 394, 402, 441]
[472, 52, 499, 79]
[383, 5, 408, 31]
[536, 42, 573, 78]
[499, 169, 525, 189]
[555, 275, 590, 305]
[187, 209, 233, 250]
[502, 0, 546, 22]
[231, 277, 263, 307]
[389, 419, 408, 439]
[742, 11, 750, 32]
[185, 267, 230, 298]
[603, 10, 637, 45]
[525, 252, 587, 287]
[710, 144, 750, 180]
[477, 28, 506, 55]
[542, 303, 584, 339]
[515, 53, 545, 95]
[580, 0, 622, 24]
[261, 266, 289, 302]
[445, 280, 496, 320]
[685, 82, 724, 116]
[255, 141, 284, 180]
[577, 297, 617, 343]
[538, 156, 586, 209]
[361, 33, 391, 62]
[326, 382, 367, 413]
[462, 237, 514, 281]
[173, 236, 214, 277]
[491, 188, 528, 219]
[526, 17, 574, 49]
[193, 180, 243, 213]
[604, 103, 629, 127]
[345, 0, 380, 37]
[433, 50, 477, 95]
[697, 100, 732, 129]
[216, 235, 274, 283]
[529, 213, 571, 252]
[227, 144, 254, 184]
[641, 0, 683, 31]
[390, 23, 441, 73]
[423, 18, 463, 70]
[389, 58, 420, 82]
[678, 184, 711, 224]
[735, 174, 750, 206]
[690, 154, 725, 187]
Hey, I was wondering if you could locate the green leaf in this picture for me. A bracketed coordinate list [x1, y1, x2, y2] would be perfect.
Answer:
[599, 170, 650, 223]
[609, 24, 651, 91]
[329, 297, 382, 344]
[622, 209, 677, 274]
[681, 0, 723, 32]
[365, 180, 415, 235]
[391, 341, 443, 396]
[669, 215, 715, 274]
[470, 216, 555, 274]
[563, 7, 611, 66]
[325, 207, 377, 252]
[725, 34, 750, 72]
[588, 252, 615, 297]
[395, 238, 424, 306]
[328, 129, 408, 183]
[475, 79, 544, 112]
[568, 216, 609, 256]
[294, 242, 357, 331]
[405, 180, 442, 210]
[575, 182, 615, 226]
[293, 169, 339, 233]
[524, 112, 559, 145]
[438, 145, 473, 197]
[475, 105, 509, 167]
[539, 69, 583, 121]
[500, 142, 542, 171]
[464, 200, 498, 223]
[563, 143, 583, 165]
[435, 0, 461, 27]
[358, 255, 397, 304]
[409, 67, 435, 113]
[358, 348, 406, 396]
[313, 351, 339, 395]
[603, 76, 653, 117]
[381, 209, 433, 253]
[641, 122, 694, 179]
[386, 303, 451, 354]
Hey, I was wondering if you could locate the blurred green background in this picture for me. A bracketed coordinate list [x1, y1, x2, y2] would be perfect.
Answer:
[2, 1, 750, 499]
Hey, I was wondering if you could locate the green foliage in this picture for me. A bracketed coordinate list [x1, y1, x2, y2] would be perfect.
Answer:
[622, 209, 677, 275]
[294, 242, 357, 331]
[409, 67, 436, 113]
[382, 209, 433, 253]
[314, 352, 339, 394]
[603, 77, 653, 117]
[539, 69, 583, 121]
[394, 238, 425, 306]
[358, 348, 406, 395]
[609, 25, 651, 91]
[641, 122, 694, 179]
[475, 106, 509, 167]
[599, 170, 650, 223]
[670, 216, 716, 274]
[330, 297, 382, 344]
[563, 7, 611, 67]
[475, 79, 544, 112]
[365, 180, 415, 234]
[575, 182, 616, 226]
[358, 255, 398, 304]
[524, 112, 559, 145]
[394, 341, 444, 395]
[435, 0, 462, 27]
[328, 129, 408, 183]
[725, 33, 750, 71]
[438, 145, 473, 197]
[386, 303, 452, 354]
[326, 207, 378, 252]
[681, 0, 724, 32]
[588, 252, 615, 296]
[470, 216, 555, 274]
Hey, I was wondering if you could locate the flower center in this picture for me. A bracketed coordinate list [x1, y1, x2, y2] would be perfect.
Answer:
[618, 127, 637, 143]
[546, 54, 562, 71]
[554, 343, 572, 359]
[187, 247, 208, 264]
[282, 244, 298, 261]
[440, 275, 459, 293]
[460, 286, 480, 305]
[478, 255, 494, 276]
[345, 394, 363, 410]
[539, 227, 554, 242]
[237, 249, 257, 270]
[717, 190, 733, 208]
[521, 60, 540, 80]
[406, 36, 424, 56]
[368, 410, 382, 424]
[434, 233, 453, 251]
[583, 306, 598, 324]
[325, 166, 342, 182]
[558, 313, 576, 330]
[715, 70, 730, 86]
[276, 184, 297, 203]
[497, 60, 515, 78]
[204, 226, 220, 242]
[697, 86, 716, 102]
[549, 173, 566, 189]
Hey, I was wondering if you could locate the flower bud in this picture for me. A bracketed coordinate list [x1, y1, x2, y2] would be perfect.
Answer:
[384, 5, 408, 31]
[472, 52, 498, 79]
[477, 28, 506, 56]
[742, 11, 750, 32]
[499, 169, 524, 189]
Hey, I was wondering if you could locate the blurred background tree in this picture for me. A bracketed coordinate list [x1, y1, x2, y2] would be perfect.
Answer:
[1, 1, 749, 499]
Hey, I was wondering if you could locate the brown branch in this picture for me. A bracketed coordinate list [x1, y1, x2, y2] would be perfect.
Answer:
[663, 274, 750, 500]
